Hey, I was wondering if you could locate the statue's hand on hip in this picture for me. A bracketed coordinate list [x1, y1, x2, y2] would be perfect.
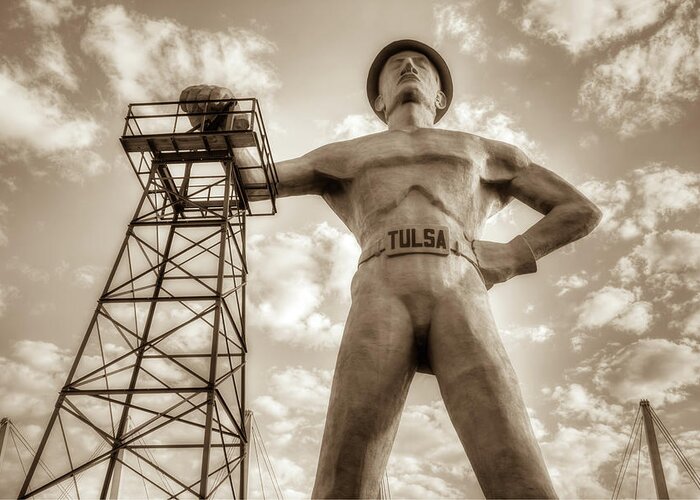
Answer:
[473, 236, 537, 289]
[179, 84, 237, 130]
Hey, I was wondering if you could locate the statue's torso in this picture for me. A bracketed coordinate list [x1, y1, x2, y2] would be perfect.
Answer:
[320, 128, 501, 248]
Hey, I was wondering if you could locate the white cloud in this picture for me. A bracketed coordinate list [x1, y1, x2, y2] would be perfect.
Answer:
[551, 383, 623, 424]
[576, 286, 652, 334]
[609, 230, 700, 302]
[682, 309, 700, 337]
[72, 264, 104, 288]
[579, 164, 699, 239]
[0, 202, 8, 246]
[390, 401, 475, 498]
[613, 256, 638, 284]
[22, 0, 84, 28]
[578, 132, 599, 149]
[611, 301, 653, 334]
[433, 2, 489, 60]
[268, 366, 333, 415]
[82, 5, 279, 102]
[5, 257, 50, 282]
[0, 282, 19, 316]
[501, 324, 555, 342]
[576, 0, 700, 137]
[0, 67, 100, 154]
[253, 395, 289, 419]
[250, 366, 334, 496]
[332, 114, 384, 140]
[633, 166, 700, 230]
[520, 0, 672, 54]
[593, 338, 700, 405]
[445, 98, 539, 158]
[0, 340, 71, 421]
[247, 223, 359, 349]
[541, 423, 626, 498]
[31, 33, 78, 90]
[556, 272, 589, 295]
[632, 230, 700, 282]
[497, 43, 530, 63]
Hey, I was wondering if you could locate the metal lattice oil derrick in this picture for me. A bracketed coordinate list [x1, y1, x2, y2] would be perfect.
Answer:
[19, 98, 278, 499]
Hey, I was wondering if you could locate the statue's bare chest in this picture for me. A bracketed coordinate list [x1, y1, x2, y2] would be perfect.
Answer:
[341, 130, 484, 206]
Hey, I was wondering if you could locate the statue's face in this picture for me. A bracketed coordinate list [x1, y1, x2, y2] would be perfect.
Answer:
[377, 50, 442, 120]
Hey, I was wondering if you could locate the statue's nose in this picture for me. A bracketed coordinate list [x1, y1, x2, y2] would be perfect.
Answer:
[400, 60, 419, 76]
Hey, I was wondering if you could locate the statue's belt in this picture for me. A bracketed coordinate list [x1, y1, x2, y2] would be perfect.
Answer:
[357, 224, 485, 283]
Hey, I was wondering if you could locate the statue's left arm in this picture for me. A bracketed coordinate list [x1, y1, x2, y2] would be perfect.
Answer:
[475, 139, 602, 287]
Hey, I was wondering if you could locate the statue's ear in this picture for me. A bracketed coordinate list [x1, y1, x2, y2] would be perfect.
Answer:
[373, 95, 385, 113]
[435, 90, 447, 110]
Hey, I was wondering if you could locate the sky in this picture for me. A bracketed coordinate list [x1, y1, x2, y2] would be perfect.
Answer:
[0, 0, 699, 497]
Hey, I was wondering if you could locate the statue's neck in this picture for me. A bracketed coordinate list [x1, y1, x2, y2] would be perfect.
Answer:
[386, 104, 435, 131]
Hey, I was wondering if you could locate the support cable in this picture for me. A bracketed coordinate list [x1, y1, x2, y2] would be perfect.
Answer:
[649, 409, 700, 490]
[612, 406, 642, 499]
[10, 429, 27, 476]
[252, 423, 266, 500]
[252, 416, 282, 499]
[634, 419, 642, 499]
[649, 409, 700, 485]
[9, 421, 73, 499]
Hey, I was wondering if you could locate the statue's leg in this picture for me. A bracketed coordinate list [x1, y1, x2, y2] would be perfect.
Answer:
[429, 278, 557, 499]
[312, 281, 416, 499]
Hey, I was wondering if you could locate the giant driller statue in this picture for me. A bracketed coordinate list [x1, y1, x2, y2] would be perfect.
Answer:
[181, 39, 601, 499]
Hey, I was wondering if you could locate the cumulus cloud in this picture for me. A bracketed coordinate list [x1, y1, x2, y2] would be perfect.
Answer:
[541, 423, 626, 498]
[21, 0, 84, 28]
[556, 272, 589, 295]
[550, 383, 624, 424]
[332, 114, 384, 140]
[632, 230, 700, 284]
[31, 33, 79, 91]
[579, 164, 699, 239]
[81, 5, 279, 102]
[390, 401, 476, 498]
[575, 286, 652, 334]
[592, 339, 700, 405]
[682, 309, 700, 337]
[433, 2, 489, 60]
[445, 98, 539, 158]
[0, 282, 19, 316]
[519, 0, 672, 54]
[0, 51, 105, 181]
[249, 366, 333, 496]
[501, 324, 555, 342]
[0, 202, 8, 246]
[247, 223, 360, 349]
[576, 0, 700, 137]
[609, 230, 700, 304]
[0, 340, 71, 421]
[0, 67, 100, 154]
[72, 264, 105, 288]
[497, 43, 530, 63]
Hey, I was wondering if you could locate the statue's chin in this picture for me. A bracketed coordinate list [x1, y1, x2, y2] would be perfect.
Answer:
[386, 89, 430, 116]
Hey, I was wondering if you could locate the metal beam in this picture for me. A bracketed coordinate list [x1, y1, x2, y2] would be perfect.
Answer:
[641, 399, 669, 499]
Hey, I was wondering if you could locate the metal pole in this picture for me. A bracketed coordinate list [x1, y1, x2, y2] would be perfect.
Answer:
[240, 411, 253, 499]
[108, 449, 124, 499]
[641, 399, 669, 499]
[0, 418, 9, 473]
[199, 163, 232, 499]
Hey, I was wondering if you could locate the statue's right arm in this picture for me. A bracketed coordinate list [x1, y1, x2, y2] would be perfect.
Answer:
[180, 85, 344, 199]
[235, 142, 345, 198]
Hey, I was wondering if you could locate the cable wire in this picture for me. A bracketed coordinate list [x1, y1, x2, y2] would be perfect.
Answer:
[649, 408, 700, 490]
[612, 407, 642, 499]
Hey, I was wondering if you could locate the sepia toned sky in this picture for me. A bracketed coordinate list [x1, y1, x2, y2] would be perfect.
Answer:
[0, 0, 699, 497]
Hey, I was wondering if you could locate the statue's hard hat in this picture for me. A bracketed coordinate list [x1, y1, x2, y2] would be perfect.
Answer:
[367, 39, 453, 124]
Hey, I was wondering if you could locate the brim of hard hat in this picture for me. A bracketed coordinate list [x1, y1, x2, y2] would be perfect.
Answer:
[367, 39, 453, 124]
